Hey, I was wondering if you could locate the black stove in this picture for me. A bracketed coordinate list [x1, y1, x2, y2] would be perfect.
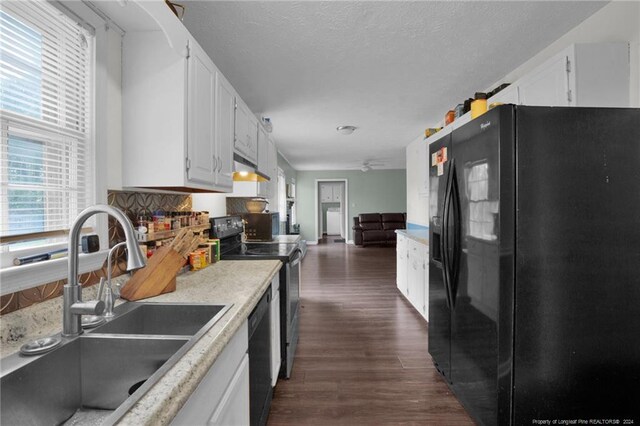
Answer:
[209, 215, 302, 380]
[224, 243, 298, 261]
[210, 215, 298, 261]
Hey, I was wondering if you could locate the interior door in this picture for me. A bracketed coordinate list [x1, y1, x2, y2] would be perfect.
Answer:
[428, 133, 452, 380]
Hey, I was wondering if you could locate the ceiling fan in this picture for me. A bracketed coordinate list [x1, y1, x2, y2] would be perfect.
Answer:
[360, 160, 385, 172]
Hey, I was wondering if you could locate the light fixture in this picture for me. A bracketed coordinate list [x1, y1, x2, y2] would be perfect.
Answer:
[337, 125, 357, 135]
[360, 164, 371, 172]
[238, 171, 249, 177]
[262, 117, 273, 133]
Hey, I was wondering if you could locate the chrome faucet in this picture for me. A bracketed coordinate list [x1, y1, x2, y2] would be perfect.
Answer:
[63, 205, 146, 337]
[98, 241, 127, 318]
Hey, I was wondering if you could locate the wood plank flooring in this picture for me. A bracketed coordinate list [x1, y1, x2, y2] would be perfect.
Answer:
[267, 240, 474, 425]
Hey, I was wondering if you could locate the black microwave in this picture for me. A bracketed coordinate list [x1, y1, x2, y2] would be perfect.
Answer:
[241, 212, 280, 241]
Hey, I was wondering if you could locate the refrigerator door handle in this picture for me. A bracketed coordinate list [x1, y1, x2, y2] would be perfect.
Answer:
[449, 163, 462, 306]
[441, 160, 455, 310]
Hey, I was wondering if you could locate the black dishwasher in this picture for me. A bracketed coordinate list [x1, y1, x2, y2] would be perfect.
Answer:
[249, 288, 272, 426]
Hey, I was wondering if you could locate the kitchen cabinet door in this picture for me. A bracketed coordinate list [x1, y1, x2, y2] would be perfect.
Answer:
[333, 183, 342, 202]
[208, 355, 250, 426]
[408, 244, 425, 314]
[488, 84, 519, 105]
[215, 74, 235, 190]
[518, 53, 570, 107]
[246, 114, 259, 165]
[256, 124, 270, 198]
[257, 124, 269, 177]
[268, 138, 278, 203]
[234, 99, 257, 165]
[396, 234, 408, 296]
[172, 321, 249, 425]
[320, 184, 333, 203]
[186, 41, 216, 186]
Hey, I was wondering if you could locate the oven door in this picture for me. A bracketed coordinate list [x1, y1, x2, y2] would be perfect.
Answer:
[287, 248, 302, 338]
[280, 248, 302, 378]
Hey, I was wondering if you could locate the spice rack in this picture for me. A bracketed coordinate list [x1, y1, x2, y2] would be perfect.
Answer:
[135, 224, 210, 243]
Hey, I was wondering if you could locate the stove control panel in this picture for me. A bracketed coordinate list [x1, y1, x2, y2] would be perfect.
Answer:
[209, 215, 243, 239]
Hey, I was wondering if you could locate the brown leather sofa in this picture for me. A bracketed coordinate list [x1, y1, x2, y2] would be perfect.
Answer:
[352, 213, 406, 247]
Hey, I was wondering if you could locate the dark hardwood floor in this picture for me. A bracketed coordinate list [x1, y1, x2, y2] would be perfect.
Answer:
[268, 239, 474, 425]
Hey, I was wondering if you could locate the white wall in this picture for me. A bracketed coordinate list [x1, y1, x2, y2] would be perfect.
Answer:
[406, 135, 429, 228]
[406, 2, 640, 228]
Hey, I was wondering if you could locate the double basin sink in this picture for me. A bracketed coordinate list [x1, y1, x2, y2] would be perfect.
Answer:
[1, 302, 231, 425]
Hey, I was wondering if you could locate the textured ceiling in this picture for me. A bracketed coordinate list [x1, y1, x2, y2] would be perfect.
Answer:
[181, 1, 606, 171]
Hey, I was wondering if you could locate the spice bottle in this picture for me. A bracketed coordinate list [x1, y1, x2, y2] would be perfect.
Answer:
[445, 110, 455, 125]
[471, 92, 488, 119]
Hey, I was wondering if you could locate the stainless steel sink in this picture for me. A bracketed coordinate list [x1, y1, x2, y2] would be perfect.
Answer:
[1, 302, 231, 425]
[90, 303, 228, 336]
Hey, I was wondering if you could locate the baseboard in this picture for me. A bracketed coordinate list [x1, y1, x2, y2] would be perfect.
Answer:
[347, 240, 354, 245]
[306, 240, 318, 245]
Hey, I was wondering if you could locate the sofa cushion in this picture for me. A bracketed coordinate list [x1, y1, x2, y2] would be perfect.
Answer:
[360, 222, 382, 231]
[382, 222, 405, 231]
[359, 213, 381, 223]
[381, 213, 405, 223]
[384, 230, 399, 240]
[362, 230, 387, 242]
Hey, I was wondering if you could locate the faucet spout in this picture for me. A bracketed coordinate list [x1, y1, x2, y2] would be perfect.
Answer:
[63, 205, 146, 336]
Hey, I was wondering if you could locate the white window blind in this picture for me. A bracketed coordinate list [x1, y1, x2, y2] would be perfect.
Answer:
[0, 0, 94, 240]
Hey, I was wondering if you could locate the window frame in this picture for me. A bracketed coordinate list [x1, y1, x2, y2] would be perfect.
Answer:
[0, 0, 117, 295]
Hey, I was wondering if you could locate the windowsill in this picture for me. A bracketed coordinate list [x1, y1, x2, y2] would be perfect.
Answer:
[0, 250, 108, 296]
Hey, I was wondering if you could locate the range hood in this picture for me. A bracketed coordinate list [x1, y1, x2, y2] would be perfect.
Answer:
[233, 154, 270, 182]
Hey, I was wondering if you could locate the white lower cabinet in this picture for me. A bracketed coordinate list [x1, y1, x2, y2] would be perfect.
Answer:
[171, 321, 249, 425]
[270, 275, 281, 387]
[396, 234, 408, 296]
[397, 235, 429, 321]
[208, 355, 250, 426]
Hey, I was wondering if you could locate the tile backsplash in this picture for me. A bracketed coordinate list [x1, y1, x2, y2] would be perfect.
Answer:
[0, 190, 192, 315]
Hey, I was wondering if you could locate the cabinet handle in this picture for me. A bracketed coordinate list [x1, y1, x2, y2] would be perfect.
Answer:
[213, 155, 217, 172]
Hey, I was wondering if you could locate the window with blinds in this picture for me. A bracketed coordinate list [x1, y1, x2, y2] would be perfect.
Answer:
[0, 0, 94, 242]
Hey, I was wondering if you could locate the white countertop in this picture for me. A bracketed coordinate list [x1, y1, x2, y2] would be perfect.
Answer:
[0, 260, 282, 425]
[396, 229, 429, 246]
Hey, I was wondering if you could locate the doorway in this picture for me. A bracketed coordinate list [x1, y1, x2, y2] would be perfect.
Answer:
[315, 179, 348, 244]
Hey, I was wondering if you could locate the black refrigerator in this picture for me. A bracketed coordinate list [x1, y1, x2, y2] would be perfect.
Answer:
[428, 105, 640, 425]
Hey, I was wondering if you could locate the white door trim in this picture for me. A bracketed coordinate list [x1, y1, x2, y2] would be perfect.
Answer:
[314, 179, 349, 242]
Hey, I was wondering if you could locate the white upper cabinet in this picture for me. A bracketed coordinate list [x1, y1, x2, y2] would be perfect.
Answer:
[268, 138, 278, 202]
[234, 99, 258, 165]
[487, 83, 520, 105]
[216, 75, 236, 189]
[122, 33, 233, 192]
[320, 183, 341, 203]
[186, 41, 216, 186]
[518, 53, 571, 107]
[247, 114, 259, 164]
[257, 124, 270, 177]
[517, 42, 630, 107]
[424, 42, 630, 151]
